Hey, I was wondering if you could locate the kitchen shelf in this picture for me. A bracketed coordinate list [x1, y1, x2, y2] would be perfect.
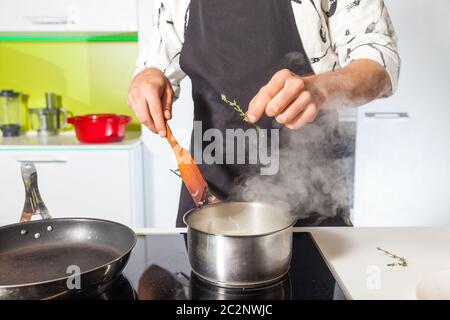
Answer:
[0, 32, 138, 42]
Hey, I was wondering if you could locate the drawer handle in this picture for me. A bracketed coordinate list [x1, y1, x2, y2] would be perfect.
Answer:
[17, 159, 67, 164]
[365, 112, 409, 119]
[26, 16, 74, 25]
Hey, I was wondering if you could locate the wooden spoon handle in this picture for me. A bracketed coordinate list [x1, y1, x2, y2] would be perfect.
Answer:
[165, 123, 178, 150]
[165, 123, 210, 206]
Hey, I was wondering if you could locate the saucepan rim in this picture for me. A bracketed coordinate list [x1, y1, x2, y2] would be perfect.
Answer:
[183, 201, 297, 238]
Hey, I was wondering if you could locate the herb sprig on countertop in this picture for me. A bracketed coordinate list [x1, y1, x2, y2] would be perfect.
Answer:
[376, 247, 408, 267]
[220, 94, 261, 133]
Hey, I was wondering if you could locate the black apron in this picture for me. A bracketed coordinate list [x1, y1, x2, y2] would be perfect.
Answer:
[176, 0, 350, 227]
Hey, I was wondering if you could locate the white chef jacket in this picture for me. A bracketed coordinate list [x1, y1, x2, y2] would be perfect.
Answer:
[136, 0, 400, 98]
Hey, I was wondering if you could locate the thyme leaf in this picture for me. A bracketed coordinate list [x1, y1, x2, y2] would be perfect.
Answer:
[220, 94, 261, 132]
[376, 247, 408, 267]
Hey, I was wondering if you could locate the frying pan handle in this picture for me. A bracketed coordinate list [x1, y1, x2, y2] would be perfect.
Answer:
[20, 163, 52, 222]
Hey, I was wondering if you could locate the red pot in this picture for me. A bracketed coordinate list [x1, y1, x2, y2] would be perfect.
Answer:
[68, 114, 131, 144]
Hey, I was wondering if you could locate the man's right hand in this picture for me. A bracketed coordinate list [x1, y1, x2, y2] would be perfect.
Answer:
[128, 67, 174, 137]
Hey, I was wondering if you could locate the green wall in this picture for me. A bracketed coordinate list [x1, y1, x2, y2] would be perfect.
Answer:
[0, 40, 140, 130]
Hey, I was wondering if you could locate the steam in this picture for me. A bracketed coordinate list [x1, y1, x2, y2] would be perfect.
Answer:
[224, 52, 373, 225]
[229, 110, 354, 225]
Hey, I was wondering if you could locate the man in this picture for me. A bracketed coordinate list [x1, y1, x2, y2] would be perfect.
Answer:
[129, 0, 400, 227]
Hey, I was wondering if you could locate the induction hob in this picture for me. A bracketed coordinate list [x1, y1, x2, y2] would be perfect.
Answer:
[91, 232, 345, 300]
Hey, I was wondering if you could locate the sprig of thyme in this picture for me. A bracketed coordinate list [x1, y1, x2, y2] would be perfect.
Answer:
[376, 247, 408, 267]
[220, 94, 261, 132]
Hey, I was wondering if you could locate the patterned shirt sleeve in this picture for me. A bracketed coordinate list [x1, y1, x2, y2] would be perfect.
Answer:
[135, 1, 186, 98]
[326, 0, 401, 94]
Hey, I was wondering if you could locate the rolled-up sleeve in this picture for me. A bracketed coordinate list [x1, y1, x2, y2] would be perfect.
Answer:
[135, 1, 186, 98]
[327, 0, 401, 94]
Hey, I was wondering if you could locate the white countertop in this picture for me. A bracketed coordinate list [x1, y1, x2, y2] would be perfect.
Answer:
[0, 131, 141, 150]
[303, 227, 450, 300]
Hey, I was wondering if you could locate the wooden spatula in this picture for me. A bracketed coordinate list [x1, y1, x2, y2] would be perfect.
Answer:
[166, 123, 218, 207]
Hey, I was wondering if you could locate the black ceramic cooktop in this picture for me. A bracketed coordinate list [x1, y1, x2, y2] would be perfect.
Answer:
[95, 232, 345, 300]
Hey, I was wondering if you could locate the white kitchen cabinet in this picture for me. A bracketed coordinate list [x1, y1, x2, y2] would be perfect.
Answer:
[353, 1, 450, 226]
[0, 0, 137, 32]
[0, 135, 144, 227]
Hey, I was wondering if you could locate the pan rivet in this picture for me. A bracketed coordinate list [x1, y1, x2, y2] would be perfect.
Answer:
[20, 229, 28, 235]
[34, 233, 41, 239]
[47, 225, 53, 231]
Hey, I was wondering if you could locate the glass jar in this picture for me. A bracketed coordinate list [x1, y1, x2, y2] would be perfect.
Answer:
[0, 90, 23, 137]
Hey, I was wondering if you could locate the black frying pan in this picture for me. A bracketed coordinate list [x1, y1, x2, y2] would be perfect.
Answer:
[0, 163, 136, 300]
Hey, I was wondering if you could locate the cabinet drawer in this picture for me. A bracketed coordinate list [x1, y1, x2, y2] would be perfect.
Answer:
[354, 110, 450, 226]
[0, 0, 137, 32]
[0, 150, 135, 226]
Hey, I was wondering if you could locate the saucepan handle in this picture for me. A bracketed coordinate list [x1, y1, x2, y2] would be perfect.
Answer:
[20, 162, 52, 222]
[58, 108, 69, 129]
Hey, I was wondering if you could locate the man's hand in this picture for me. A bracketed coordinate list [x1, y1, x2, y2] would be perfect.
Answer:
[128, 67, 174, 137]
[247, 69, 321, 130]
[247, 60, 392, 130]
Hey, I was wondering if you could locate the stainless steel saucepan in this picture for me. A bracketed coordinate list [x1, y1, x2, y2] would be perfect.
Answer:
[183, 202, 296, 288]
[166, 126, 296, 288]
